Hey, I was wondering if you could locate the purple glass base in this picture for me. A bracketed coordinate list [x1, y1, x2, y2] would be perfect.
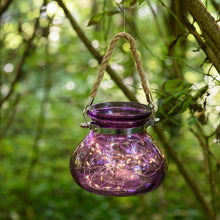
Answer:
[70, 131, 167, 196]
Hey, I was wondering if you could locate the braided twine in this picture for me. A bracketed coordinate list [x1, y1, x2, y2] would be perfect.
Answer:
[90, 32, 152, 104]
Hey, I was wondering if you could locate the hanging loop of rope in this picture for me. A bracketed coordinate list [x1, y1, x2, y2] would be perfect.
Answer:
[89, 32, 153, 105]
[81, 32, 155, 128]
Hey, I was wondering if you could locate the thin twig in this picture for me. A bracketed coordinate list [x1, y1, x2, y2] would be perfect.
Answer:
[154, 125, 214, 219]
[190, 128, 220, 167]
[158, 0, 188, 33]
[25, 15, 52, 197]
[146, 0, 168, 46]
[204, 138, 217, 220]
[190, 128, 217, 219]
[183, 0, 220, 60]
[0, 94, 20, 140]
[183, 16, 220, 73]
[210, 0, 220, 15]
[0, 0, 13, 17]
[160, 0, 220, 73]
[190, 128, 210, 180]
[0, 6, 41, 107]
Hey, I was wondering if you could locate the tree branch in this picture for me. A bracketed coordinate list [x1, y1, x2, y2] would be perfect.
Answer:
[182, 15, 220, 72]
[190, 128, 220, 168]
[56, 0, 214, 218]
[0, 0, 13, 17]
[0, 94, 20, 140]
[146, 0, 168, 46]
[210, 0, 220, 15]
[190, 127, 219, 219]
[183, 0, 220, 61]
[25, 12, 52, 195]
[0, 6, 41, 107]
[154, 125, 214, 219]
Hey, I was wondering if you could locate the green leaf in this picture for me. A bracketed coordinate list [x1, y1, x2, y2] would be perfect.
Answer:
[163, 79, 191, 93]
[154, 89, 167, 97]
[168, 101, 183, 115]
[163, 79, 182, 93]
[87, 11, 120, 26]
[138, 0, 145, 4]
[168, 96, 192, 115]
[187, 116, 198, 125]
[193, 85, 208, 100]
[180, 96, 193, 113]
[87, 13, 104, 26]
[126, 0, 137, 6]
[118, 0, 137, 7]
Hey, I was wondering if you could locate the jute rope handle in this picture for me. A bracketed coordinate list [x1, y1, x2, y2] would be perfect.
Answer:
[90, 32, 152, 105]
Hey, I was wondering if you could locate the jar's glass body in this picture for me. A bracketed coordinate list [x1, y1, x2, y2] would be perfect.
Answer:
[70, 102, 167, 196]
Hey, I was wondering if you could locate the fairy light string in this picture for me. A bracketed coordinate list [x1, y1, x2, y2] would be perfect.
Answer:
[75, 132, 165, 192]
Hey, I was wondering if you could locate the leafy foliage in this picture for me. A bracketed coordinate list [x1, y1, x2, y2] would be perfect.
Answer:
[157, 79, 192, 117]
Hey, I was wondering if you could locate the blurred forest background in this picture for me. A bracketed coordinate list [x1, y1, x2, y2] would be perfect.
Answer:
[0, 0, 220, 219]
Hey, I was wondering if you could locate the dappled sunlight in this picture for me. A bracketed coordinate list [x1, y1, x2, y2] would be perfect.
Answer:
[65, 81, 75, 90]
[3, 63, 14, 73]
[47, 1, 58, 16]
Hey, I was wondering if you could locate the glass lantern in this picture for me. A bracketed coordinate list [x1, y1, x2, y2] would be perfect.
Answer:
[70, 102, 167, 196]
[69, 32, 167, 196]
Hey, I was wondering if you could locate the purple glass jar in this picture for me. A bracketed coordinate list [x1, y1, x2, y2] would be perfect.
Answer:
[70, 102, 167, 196]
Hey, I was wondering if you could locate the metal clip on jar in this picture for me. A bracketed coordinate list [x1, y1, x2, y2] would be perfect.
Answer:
[70, 33, 167, 196]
